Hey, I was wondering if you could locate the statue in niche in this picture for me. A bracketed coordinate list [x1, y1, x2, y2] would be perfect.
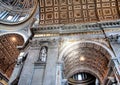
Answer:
[38, 46, 47, 62]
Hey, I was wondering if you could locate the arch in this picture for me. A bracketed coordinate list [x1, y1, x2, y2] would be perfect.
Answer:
[65, 65, 103, 83]
[58, 40, 115, 84]
[0, 33, 24, 77]
[0, 32, 27, 43]
[68, 68, 101, 84]
[59, 40, 115, 61]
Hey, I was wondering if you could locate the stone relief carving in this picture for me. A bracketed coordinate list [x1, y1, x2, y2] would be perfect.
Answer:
[108, 34, 120, 43]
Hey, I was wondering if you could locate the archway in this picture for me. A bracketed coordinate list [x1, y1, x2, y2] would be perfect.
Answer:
[0, 33, 24, 77]
[68, 72, 96, 85]
[59, 41, 115, 85]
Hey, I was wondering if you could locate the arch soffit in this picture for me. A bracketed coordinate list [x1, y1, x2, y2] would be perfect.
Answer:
[59, 41, 115, 61]
[0, 32, 27, 43]
[67, 67, 103, 84]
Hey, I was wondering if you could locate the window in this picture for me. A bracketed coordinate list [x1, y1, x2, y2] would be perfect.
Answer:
[7, 16, 13, 20]
[78, 74, 82, 80]
[19, 17, 25, 21]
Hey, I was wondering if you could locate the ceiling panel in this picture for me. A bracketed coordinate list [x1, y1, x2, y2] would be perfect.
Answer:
[39, 0, 120, 25]
[0, 34, 24, 77]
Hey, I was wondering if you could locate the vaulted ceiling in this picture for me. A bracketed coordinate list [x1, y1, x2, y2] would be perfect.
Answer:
[63, 42, 110, 83]
[0, 34, 24, 77]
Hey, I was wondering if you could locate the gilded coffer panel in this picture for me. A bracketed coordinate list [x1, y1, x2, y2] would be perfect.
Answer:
[39, 0, 119, 25]
[96, 0, 119, 21]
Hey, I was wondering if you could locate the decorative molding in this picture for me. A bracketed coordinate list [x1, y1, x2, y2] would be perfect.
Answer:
[32, 21, 120, 34]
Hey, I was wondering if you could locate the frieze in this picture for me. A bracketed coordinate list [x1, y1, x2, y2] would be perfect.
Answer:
[29, 38, 58, 48]
[32, 21, 120, 34]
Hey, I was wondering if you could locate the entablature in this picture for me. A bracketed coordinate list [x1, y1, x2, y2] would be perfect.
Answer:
[32, 21, 120, 34]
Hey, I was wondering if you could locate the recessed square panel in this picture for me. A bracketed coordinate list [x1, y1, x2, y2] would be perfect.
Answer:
[41, 8, 44, 12]
[111, 2, 116, 6]
[74, 10, 81, 18]
[46, 13, 53, 20]
[60, 12, 68, 19]
[103, 9, 111, 15]
[45, 0, 53, 6]
[88, 10, 95, 17]
[54, 20, 59, 23]
[68, 6, 73, 10]
[54, 7, 58, 11]
[82, 5, 87, 9]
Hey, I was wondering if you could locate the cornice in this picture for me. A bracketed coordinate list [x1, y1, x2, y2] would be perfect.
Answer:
[32, 21, 120, 34]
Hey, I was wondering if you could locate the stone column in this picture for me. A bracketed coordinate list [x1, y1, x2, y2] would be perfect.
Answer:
[56, 61, 63, 85]
[18, 40, 40, 85]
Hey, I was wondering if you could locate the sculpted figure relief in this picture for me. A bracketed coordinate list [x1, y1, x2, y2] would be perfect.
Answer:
[38, 46, 47, 62]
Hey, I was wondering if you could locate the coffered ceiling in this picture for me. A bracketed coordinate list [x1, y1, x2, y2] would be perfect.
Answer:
[39, 0, 120, 25]
[62, 42, 110, 83]
[0, 34, 24, 77]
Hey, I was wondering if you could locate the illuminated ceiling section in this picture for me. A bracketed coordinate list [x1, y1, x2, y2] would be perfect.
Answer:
[39, 0, 120, 25]
[0, 34, 24, 77]
[0, 0, 37, 24]
[62, 42, 110, 83]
